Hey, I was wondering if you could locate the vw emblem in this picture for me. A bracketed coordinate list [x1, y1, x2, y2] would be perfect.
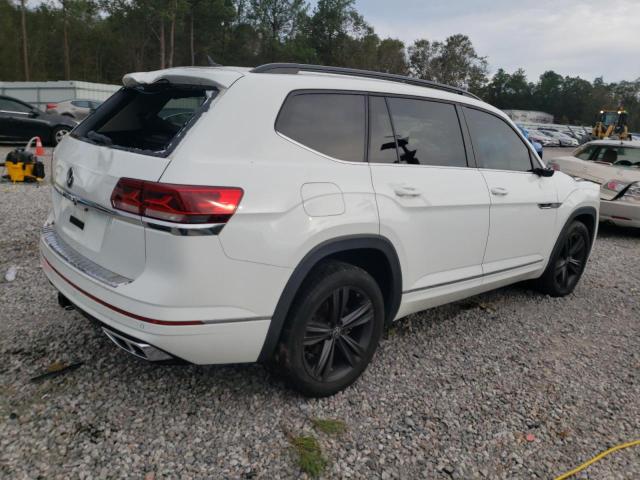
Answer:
[66, 167, 74, 188]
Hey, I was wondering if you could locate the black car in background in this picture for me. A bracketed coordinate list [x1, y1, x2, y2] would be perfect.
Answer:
[0, 95, 77, 146]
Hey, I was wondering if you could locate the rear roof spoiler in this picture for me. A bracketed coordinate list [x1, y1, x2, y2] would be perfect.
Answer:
[123, 67, 245, 90]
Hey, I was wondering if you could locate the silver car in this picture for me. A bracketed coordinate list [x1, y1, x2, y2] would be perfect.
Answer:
[539, 129, 579, 147]
[549, 140, 640, 228]
[46, 99, 101, 120]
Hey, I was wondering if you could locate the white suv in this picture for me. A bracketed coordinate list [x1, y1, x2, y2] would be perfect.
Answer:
[40, 64, 600, 396]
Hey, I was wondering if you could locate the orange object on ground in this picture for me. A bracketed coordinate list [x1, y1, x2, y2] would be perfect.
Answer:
[35, 136, 45, 156]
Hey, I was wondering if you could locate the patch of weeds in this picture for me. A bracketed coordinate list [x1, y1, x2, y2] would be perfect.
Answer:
[311, 418, 347, 435]
[289, 435, 327, 478]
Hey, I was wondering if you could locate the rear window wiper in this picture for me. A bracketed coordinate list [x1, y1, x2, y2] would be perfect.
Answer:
[86, 130, 113, 146]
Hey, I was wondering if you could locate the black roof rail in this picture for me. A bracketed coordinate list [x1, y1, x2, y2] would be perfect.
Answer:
[250, 63, 480, 100]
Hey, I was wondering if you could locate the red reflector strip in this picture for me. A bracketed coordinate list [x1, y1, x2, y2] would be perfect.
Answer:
[43, 257, 203, 326]
[612, 215, 632, 221]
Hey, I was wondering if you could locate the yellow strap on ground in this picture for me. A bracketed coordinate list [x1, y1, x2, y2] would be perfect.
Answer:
[554, 439, 640, 480]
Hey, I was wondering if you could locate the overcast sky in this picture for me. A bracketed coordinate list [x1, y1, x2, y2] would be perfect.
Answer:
[353, 0, 640, 82]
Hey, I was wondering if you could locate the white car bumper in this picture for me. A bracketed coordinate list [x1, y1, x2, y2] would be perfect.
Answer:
[40, 224, 291, 364]
[600, 199, 640, 228]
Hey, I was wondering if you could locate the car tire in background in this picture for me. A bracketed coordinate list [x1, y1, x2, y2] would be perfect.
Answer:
[276, 260, 385, 397]
[52, 126, 71, 145]
[535, 220, 590, 297]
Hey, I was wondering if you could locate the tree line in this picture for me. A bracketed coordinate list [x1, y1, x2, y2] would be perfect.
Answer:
[1, 0, 638, 129]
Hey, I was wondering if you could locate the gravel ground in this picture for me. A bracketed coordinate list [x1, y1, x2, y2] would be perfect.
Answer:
[1, 146, 639, 479]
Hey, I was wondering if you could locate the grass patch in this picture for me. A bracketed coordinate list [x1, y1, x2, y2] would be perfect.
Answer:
[311, 418, 347, 435]
[290, 435, 327, 478]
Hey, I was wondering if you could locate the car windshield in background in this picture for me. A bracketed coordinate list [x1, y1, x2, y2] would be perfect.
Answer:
[73, 84, 214, 155]
[575, 145, 640, 167]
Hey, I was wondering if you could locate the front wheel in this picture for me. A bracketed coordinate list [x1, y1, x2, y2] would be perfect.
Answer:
[52, 126, 71, 145]
[277, 261, 384, 397]
[535, 220, 590, 297]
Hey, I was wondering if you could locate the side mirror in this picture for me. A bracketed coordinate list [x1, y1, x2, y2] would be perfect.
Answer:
[532, 167, 555, 177]
[28, 110, 39, 118]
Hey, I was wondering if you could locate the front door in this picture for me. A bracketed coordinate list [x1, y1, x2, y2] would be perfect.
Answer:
[462, 107, 558, 275]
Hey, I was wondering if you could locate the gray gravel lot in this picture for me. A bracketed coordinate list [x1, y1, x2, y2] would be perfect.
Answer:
[1, 145, 639, 479]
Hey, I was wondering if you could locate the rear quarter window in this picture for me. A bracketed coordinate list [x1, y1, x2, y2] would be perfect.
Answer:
[276, 92, 366, 163]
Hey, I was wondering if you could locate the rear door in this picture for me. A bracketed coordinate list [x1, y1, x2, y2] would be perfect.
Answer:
[462, 107, 558, 275]
[368, 95, 490, 294]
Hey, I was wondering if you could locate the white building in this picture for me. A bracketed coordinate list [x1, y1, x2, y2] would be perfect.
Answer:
[503, 109, 554, 124]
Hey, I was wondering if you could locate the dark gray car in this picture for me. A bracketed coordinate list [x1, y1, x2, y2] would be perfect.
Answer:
[0, 95, 77, 145]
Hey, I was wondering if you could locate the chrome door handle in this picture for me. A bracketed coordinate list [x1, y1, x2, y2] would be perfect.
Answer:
[490, 187, 509, 196]
[393, 186, 421, 197]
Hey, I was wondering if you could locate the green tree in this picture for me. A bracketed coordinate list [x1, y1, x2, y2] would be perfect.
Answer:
[408, 34, 487, 91]
[310, 0, 368, 65]
[376, 38, 407, 74]
[249, 0, 308, 61]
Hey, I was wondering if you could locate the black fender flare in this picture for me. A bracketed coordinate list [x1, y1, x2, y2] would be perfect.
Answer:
[544, 206, 598, 273]
[257, 234, 402, 362]
[562, 205, 598, 247]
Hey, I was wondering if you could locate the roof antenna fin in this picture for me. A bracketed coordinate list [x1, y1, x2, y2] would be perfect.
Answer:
[207, 55, 221, 67]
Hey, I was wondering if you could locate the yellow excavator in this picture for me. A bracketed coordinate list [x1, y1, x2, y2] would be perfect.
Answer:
[592, 107, 631, 140]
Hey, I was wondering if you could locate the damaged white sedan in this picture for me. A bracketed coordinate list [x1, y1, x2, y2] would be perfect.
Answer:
[549, 139, 640, 228]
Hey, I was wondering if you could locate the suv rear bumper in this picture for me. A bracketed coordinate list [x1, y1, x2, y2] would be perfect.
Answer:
[40, 225, 290, 364]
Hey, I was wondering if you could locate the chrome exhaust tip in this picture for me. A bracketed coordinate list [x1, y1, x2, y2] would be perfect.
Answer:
[102, 328, 173, 362]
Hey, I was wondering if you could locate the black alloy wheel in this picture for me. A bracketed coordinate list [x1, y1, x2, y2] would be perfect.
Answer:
[278, 260, 384, 397]
[535, 220, 590, 297]
[554, 229, 588, 291]
[302, 286, 374, 383]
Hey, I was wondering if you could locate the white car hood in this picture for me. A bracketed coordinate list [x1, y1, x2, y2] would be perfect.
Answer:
[553, 155, 640, 184]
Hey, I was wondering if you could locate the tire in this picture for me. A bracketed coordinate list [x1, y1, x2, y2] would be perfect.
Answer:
[535, 220, 590, 297]
[52, 126, 71, 145]
[276, 260, 384, 397]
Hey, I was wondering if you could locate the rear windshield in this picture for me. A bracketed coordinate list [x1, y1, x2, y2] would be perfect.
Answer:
[73, 84, 215, 156]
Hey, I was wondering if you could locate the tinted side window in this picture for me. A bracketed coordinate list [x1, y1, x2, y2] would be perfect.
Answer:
[574, 145, 595, 160]
[0, 99, 31, 113]
[277, 93, 365, 162]
[464, 108, 532, 172]
[385, 97, 467, 167]
[369, 96, 398, 164]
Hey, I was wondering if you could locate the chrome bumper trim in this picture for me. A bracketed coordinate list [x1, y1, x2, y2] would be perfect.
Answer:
[42, 224, 132, 287]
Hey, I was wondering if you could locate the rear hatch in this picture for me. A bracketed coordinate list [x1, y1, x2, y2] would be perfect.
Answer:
[50, 68, 244, 280]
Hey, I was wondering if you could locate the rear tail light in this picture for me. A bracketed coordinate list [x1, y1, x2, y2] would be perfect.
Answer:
[111, 178, 243, 224]
[46, 103, 57, 110]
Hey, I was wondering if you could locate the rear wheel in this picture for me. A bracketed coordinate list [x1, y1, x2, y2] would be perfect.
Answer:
[277, 261, 384, 397]
[535, 220, 590, 297]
